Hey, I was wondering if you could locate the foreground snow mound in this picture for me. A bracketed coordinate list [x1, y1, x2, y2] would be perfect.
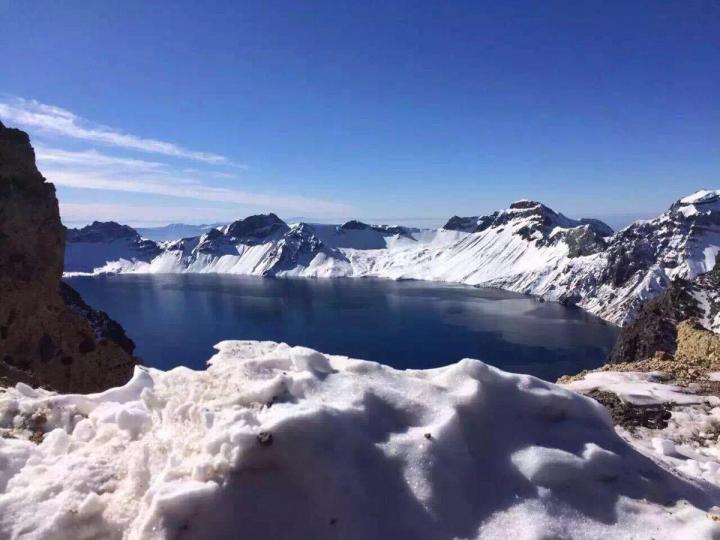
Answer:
[2, 342, 719, 539]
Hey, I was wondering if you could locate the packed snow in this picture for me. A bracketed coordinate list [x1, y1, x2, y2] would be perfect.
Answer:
[565, 371, 720, 495]
[680, 190, 720, 205]
[565, 371, 714, 406]
[2, 342, 720, 539]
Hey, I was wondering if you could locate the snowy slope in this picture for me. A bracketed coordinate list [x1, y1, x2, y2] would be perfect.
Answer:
[64, 221, 160, 273]
[64, 191, 720, 326]
[565, 369, 720, 488]
[586, 189, 720, 324]
[1, 341, 719, 539]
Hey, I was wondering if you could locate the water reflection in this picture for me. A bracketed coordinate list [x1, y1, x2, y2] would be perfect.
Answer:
[66, 274, 619, 381]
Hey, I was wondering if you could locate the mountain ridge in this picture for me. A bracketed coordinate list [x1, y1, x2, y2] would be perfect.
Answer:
[63, 191, 720, 327]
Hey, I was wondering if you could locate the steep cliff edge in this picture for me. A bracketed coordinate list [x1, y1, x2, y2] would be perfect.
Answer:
[608, 257, 720, 368]
[0, 121, 136, 392]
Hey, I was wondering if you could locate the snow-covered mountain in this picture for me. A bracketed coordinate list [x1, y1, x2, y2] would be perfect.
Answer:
[577, 190, 720, 324]
[64, 221, 160, 273]
[64, 190, 720, 326]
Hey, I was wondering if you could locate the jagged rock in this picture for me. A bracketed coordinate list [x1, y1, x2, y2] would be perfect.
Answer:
[608, 279, 701, 363]
[64, 221, 160, 272]
[443, 215, 480, 232]
[339, 220, 409, 237]
[265, 223, 345, 274]
[224, 213, 289, 243]
[196, 228, 231, 254]
[587, 390, 672, 432]
[609, 250, 720, 364]
[339, 219, 372, 231]
[675, 319, 720, 366]
[443, 213, 499, 233]
[579, 218, 614, 237]
[443, 202, 612, 256]
[603, 192, 720, 289]
[0, 121, 136, 392]
[66, 221, 139, 242]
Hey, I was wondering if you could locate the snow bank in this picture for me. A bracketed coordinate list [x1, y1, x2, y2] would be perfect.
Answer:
[566, 370, 720, 501]
[680, 190, 720, 205]
[2, 342, 719, 539]
[564, 371, 716, 406]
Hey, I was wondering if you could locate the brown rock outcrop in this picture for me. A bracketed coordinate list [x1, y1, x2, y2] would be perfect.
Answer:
[675, 319, 720, 367]
[0, 121, 136, 392]
[607, 279, 701, 363]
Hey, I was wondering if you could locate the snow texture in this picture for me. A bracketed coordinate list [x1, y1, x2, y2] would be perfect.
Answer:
[1, 342, 719, 539]
[566, 370, 720, 501]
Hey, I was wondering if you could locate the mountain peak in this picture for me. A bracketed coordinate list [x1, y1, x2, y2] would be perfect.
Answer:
[667, 189, 720, 220]
[225, 213, 289, 241]
[66, 221, 140, 243]
[509, 199, 543, 210]
[678, 189, 720, 205]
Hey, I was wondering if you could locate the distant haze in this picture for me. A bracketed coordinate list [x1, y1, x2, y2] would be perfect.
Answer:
[62, 210, 650, 234]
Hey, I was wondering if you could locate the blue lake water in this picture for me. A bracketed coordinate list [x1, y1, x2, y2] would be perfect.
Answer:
[65, 274, 619, 381]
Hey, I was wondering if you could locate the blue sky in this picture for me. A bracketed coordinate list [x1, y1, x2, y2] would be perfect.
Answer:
[1, 1, 718, 228]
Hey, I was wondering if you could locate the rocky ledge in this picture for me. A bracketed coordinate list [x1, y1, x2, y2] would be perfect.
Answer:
[0, 121, 136, 392]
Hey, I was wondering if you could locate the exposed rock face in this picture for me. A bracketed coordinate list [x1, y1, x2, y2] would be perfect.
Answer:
[0, 121, 136, 392]
[675, 319, 720, 367]
[265, 222, 346, 274]
[609, 255, 720, 364]
[608, 278, 701, 362]
[587, 389, 672, 431]
[64, 221, 160, 273]
[224, 213, 289, 243]
[339, 220, 410, 237]
[443, 201, 613, 257]
[442, 215, 484, 233]
[602, 192, 720, 290]
[171, 214, 290, 257]
[66, 221, 139, 242]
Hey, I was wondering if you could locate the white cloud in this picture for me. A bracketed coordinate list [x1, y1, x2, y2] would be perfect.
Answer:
[34, 146, 353, 215]
[47, 168, 353, 216]
[35, 146, 168, 170]
[0, 97, 233, 164]
[36, 146, 351, 216]
[2, 105, 354, 219]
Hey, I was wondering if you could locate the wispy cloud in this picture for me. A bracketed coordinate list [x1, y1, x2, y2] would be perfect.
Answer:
[0, 97, 233, 164]
[37, 146, 353, 216]
[35, 146, 168, 170]
[49, 170, 353, 215]
[1, 101, 354, 219]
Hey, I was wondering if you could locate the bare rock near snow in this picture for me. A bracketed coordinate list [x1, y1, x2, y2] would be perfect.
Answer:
[608, 278, 701, 363]
[0, 121, 136, 392]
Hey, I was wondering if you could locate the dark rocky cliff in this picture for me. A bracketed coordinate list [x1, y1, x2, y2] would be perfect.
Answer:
[0, 121, 136, 392]
[608, 279, 700, 362]
[609, 258, 720, 364]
